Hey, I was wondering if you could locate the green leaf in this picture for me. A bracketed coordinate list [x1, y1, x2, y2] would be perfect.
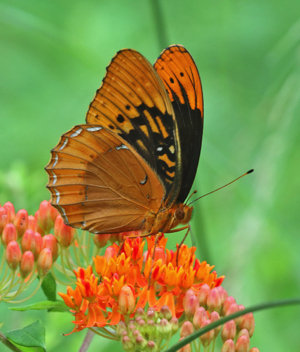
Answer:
[40, 272, 56, 301]
[5, 321, 46, 351]
[9, 301, 69, 312]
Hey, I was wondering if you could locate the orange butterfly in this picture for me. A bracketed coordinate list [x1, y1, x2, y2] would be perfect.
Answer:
[45, 45, 203, 238]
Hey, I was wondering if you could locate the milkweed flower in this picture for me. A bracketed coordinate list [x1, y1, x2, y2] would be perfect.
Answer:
[58, 236, 260, 352]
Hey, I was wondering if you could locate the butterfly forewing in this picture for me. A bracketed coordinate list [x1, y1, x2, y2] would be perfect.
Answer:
[46, 125, 165, 233]
[154, 45, 204, 203]
[86, 49, 181, 205]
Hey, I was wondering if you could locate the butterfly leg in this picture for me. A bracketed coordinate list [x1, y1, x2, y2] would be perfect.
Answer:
[176, 225, 191, 266]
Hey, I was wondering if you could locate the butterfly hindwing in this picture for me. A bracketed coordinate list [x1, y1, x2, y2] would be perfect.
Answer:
[86, 49, 182, 204]
[154, 45, 204, 203]
[45, 125, 165, 234]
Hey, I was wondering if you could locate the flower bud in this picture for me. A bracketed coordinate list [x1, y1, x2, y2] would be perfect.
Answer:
[183, 289, 199, 318]
[221, 320, 236, 341]
[21, 229, 37, 253]
[157, 319, 172, 339]
[19, 251, 35, 278]
[135, 307, 145, 319]
[93, 233, 111, 248]
[34, 232, 43, 259]
[49, 203, 59, 223]
[207, 287, 222, 313]
[222, 296, 236, 315]
[36, 200, 53, 233]
[215, 286, 228, 305]
[27, 215, 37, 231]
[116, 321, 127, 337]
[145, 320, 156, 336]
[135, 335, 147, 349]
[37, 248, 53, 277]
[193, 307, 207, 330]
[170, 317, 179, 333]
[3, 202, 15, 222]
[199, 319, 214, 347]
[221, 339, 235, 352]
[119, 285, 135, 315]
[105, 245, 118, 261]
[178, 338, 191, 352]
[180, 321, 194, 338]
[225, 303, 239, 317]
[197, 283, 211, 307]
[110, 232, 126, 244]
[235, 335, 250, 352]
[136, 319, 146, 334]
[239, 312, 255, 336]
[6, 241, 22, 270]
[35, 212, 45, 237]
[145, 341, 157, 352]
[153, 246, 166, 264]
[0, 206, 9, 233]
[121, 335, 134, 351]
[146, 308, 158, 321]
[249, 348, 260, 352]
[2, 223, 18, 247]
[54, 215, 75, 247]
[158, 305, 172, 321]
[210, 311, 221, 336]
[14, 209, 29, 238]
[42, 234, 58, 261]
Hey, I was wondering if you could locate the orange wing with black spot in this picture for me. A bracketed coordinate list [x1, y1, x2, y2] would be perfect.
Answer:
[86, 49, 181, 205]
[154, 45, 204, 203]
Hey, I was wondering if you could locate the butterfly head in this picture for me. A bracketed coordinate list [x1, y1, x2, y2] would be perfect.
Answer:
[173, 203, 193, 226]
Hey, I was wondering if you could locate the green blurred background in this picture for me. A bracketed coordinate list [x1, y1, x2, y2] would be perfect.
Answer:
[1, 0, 300, 350]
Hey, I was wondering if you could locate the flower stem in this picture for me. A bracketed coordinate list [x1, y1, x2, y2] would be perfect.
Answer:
[0, 331, 22, 352]
[78, 329, 94, 352]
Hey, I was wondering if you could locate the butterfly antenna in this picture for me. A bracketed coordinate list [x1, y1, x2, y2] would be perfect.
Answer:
[188, 169, 254, 206]
[185, 190, 198, 204]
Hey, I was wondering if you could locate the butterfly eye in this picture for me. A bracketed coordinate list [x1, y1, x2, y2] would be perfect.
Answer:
[174, 207, 185, 221]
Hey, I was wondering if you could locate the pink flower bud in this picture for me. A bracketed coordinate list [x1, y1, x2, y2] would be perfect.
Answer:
[34, 232, 43, 259]
[37, 248, 53, 277]
[49, 203, 59, 223]
[14, 209, 28, 238]
[222, 296, 236, 315]
[0, 206, 9, 233]
[146, 340, 157, 351]
[158, 318, 172, 339]
[2, 223, 17, 247]
[225, 303, 239, 317]
[35, 211, 45, 237]
[36, 200, 53, 233]
[27, 215, 37, 231]
[193, 307, 208, 329]
[119, 285, 135, 315]
[221, 320, 236, 342]
[249, 348, 260, 352]
[159, 305, 172, 321]
[239, 312, 255, 336]
[178, 338, 191, 352]
[183, 289, 199, 318]
[54, 215, 75, 247]
[215, 286, 228, 305]
[197, 283, 211, 307]
[21, 229, 37, 253]
[235, 335, 250, 352]
[237, 329, 249, 339]
[153, 246, 166, 264]
[207, 287, 222, 313]
[180, 321, 194, 338]
[20, 251, 35, 278]
[105, 245, 118, 261]
[170, 317, 179, 333]
[199, 319, 214, 346]
[93, 234, 111, 248]
[42, 234, 58, 261]
[3, 202, 15, 223]
[221, 339, 235, 352]
[210, 311, 222, 336]
[121, 335, 134, 351]
[6, 241, 22, 270]
[116, 321, 127, 336]
[135, 335, 147, 349]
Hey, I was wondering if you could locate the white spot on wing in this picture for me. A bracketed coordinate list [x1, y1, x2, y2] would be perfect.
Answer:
[54, 188, 60, 204]
[57, 205, 68, 223]
[140, 174, 147, 185]
[53, 153, 58, 167]
[59, 138, 68, 150]
[71, 128, 82, 137]
[51, 171, 57, 185]
[116, 144, 129, 150]
[157, 146, 163, 152]
[87, 126, 102, 132]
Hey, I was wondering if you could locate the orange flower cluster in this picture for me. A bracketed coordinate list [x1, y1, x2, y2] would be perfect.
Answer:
[59, 236, 224, 333]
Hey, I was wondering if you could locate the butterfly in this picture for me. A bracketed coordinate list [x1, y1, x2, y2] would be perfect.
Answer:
[45, 45, 203, 238]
